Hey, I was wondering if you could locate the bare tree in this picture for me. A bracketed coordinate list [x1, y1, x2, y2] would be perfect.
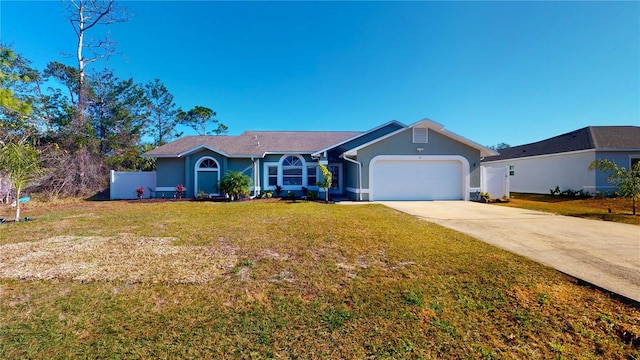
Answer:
[58, 0, 127, 196]
[63, 0, 127, 132]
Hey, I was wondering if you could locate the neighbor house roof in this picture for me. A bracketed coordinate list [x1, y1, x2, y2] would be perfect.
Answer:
[483, 126, 640, 162]
[143, 131, 362, 158]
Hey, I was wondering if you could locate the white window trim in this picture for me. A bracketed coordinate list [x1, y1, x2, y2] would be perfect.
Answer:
[281, 155, 305, 187]
[413, 127, 428, 143]
[262, 156, 320, 191]
[194, 156, 221, 196]
[263, 162, 279, 190]
[307, 165, 318, 188]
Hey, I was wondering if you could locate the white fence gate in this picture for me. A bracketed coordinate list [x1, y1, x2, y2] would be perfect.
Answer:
[110, 170, 157, 200]
[481, 166, 510, 199]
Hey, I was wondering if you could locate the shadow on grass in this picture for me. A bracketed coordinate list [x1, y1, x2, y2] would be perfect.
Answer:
[85, 189, 110, 201]
[572, 213, 639, 224]
[512, 193, 589, 203]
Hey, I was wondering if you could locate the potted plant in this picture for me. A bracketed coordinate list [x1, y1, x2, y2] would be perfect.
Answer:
[135, 186, 144, 200]
[480, 191, 491, 203]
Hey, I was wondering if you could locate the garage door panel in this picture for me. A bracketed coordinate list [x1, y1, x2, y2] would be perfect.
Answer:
[371, 159, 463, 201]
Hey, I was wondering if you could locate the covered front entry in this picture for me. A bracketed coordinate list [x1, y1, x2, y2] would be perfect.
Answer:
[369, 156, 467, 201]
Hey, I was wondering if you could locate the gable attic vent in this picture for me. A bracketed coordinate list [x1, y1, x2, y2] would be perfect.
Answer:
[413, 127, 428, 143]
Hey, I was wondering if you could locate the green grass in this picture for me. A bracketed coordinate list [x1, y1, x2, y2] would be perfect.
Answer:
[1, 200, 639, 358]
[498, 193, 640, 225]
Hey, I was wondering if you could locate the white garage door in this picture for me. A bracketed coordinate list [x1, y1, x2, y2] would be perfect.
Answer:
[371, 158, 463, 201]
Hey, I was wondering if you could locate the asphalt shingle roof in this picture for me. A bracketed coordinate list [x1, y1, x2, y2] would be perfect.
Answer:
[144, 131, 363, 157]
[483, 126, 640, 161]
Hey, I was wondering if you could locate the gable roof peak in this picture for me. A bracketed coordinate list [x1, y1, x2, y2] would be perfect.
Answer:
[410, 118, 444, 130]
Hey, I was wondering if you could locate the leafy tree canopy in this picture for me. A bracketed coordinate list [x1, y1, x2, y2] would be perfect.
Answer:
[178, 105, 228, 136]
[488, 142, 511, 151]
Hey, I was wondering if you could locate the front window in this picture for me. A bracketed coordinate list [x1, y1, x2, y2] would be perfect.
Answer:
[307, 166, 317, 186]
[509, 165, 515, 176]
[268, 166, 278, 186]
[282, 156, 303, 186]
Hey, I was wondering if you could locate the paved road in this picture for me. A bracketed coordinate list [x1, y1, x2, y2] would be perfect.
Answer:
[378, 201, 640, 302]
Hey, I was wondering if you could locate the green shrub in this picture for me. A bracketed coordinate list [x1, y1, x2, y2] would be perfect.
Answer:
[218, 171, 252, 201]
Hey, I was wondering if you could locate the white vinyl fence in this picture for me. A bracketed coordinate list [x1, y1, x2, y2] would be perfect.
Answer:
[110, 170, 157, 200]
[481, 166, 510, 199]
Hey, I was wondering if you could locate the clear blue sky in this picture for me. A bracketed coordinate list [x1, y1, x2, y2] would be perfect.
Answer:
[1, 1, 638, 147]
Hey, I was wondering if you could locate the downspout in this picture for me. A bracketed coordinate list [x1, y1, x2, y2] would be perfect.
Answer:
[251, 157, 259, 198]
[341, 154, 363, 201]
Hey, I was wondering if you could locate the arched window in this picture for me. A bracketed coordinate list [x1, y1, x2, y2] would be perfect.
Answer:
[199, 158, 218, 169]
[282, 155, 303, 186]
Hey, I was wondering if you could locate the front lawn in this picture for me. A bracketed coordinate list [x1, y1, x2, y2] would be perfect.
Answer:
[1, 200, 638, 358]
[498, 193, 640, 226]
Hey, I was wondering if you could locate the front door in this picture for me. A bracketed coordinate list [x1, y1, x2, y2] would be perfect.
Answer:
[328, 164, 342, 194]
[195, 157, 220, 196]
[197, 171, 219, 195]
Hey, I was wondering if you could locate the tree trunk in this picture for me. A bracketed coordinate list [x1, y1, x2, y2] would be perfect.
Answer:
[14, 188, 21, 222]
[76, 1, 87, 133]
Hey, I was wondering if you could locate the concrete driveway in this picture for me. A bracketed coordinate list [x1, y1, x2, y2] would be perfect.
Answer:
[378, 201, 640, 302]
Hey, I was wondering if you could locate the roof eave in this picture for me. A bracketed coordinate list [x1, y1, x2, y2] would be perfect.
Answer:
[311, 121, 404, 157]
[177, 145, 232, 158]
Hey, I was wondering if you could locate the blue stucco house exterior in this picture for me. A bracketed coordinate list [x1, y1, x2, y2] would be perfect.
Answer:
[143, 119, 497, 201]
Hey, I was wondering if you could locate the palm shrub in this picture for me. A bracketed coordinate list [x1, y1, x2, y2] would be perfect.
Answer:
[218, 171, 252, 201]
[0, 141, 42, 221]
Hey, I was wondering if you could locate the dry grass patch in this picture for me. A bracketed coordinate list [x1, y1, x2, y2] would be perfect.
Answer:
[0, 235, 238, 283]
[500, 193, 640, 225]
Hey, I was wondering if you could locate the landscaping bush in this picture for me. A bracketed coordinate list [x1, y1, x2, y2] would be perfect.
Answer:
[218, 171, 252, 201]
